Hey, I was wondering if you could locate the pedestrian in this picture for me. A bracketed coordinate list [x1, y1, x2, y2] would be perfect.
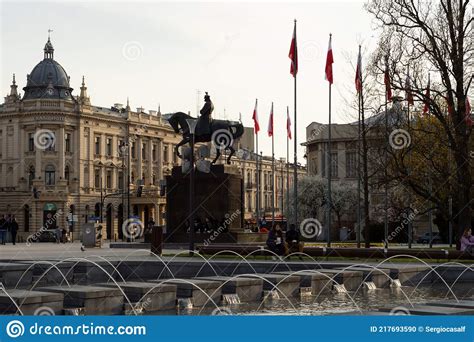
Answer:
[266, 224, 286, 260]
[460, 228, 474, 256]
[55, 226, 62, 244]
[286, 224, 304, 260]
[10, 217, 18, 245]
[0, 215, 6, 245]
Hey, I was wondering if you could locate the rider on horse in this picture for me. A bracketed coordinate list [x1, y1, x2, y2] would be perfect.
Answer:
[196, 92, 214, 136]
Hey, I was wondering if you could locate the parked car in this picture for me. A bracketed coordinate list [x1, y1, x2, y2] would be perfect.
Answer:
[416, 232, 443, 244]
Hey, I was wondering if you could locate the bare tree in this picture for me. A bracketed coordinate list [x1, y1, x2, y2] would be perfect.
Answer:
[366, 0, 473, 245]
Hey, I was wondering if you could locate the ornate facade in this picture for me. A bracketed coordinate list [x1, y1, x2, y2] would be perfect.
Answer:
[0, 37, 181, 241]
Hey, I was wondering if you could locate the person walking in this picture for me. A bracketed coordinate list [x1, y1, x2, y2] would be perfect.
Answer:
[10, 217, 18, 245]
[0, 215, 6, 245]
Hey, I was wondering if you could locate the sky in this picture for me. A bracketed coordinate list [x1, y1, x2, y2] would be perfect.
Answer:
[0, 0, 379, 164]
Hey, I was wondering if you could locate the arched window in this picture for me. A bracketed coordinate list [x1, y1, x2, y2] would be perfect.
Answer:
[45, 165, 55, 185]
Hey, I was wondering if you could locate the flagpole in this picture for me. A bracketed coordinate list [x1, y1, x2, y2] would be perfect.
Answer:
[271, 103, 275, 225]
[384, 55, 389, 251]
[407, 65, 412, 249]
[357, 47, 362, 249]
[327, 72, 332, 248]
[325, 33, 333, 248]
[286, 106, 290, 228]
[293, 19, 298, 229]
[255, 102, 260, 227]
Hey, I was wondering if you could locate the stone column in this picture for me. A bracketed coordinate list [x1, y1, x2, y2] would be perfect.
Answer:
[35, 126, 42, 183]
[157, 139, 163, 180]
[18, 125, 25, 182]
[147, 139, 153, 185]
[137, 136, 142, 181]
[58, 126, 65, 179]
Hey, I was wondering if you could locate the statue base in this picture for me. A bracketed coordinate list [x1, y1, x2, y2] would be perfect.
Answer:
[164, 164, 244, 244]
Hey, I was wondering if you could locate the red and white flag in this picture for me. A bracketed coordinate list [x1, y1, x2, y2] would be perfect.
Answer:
[325, 34, 334, 84]
[423, 77, 430, 115]
[252, 99, 260, 133]
[268, 102, 274, 137]
[384, 61, 392, 101]
[288, 21, 298, 77]
[466, 97, 472, 127]
[286, 106, 292, 139]
[355, 47, 362, 93]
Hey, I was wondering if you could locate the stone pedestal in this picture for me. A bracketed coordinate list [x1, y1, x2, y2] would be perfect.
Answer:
[0, 289, 64, 315]
[39, 285, 124, 315]
[165, 165, 243, 243]
[97, 281, 177, 312]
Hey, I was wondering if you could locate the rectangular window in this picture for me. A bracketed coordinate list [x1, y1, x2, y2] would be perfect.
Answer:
[94, 169, 100, 188]
[131, 142, 136, 158]
[45, 170, 55, 185]
[65, 133, 71, 153]
[142, 142, 147, 160]
[106, 170, 112, 189]
[163, 145, 169, 163]
[106, 138, 112, 156]
[118, 171, 124, 190]
[330, 152, 338, 178]
[346, 151, 357, 178]
[95, 136, 101, 155]
[28, 133, 35, 152]
[152, 144, 157, 161]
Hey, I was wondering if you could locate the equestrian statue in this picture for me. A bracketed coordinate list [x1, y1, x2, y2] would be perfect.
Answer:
[167, 92, 244, 164]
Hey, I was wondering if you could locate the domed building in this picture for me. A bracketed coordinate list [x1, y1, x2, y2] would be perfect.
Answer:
[0, 36, 181, 241]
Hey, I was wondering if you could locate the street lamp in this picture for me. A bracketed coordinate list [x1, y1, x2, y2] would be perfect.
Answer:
[186, 118, 198, 256]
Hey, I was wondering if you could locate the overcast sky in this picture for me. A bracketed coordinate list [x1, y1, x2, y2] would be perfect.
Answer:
[1, 0, 378, 163]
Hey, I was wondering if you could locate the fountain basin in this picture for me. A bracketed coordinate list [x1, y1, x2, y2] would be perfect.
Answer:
[335, 267, 392, 288]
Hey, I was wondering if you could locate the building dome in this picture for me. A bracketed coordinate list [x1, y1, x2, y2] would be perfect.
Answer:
[22, 37, 74, 101]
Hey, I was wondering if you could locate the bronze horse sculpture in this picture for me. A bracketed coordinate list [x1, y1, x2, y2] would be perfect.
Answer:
[167, 112, 244, 164]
